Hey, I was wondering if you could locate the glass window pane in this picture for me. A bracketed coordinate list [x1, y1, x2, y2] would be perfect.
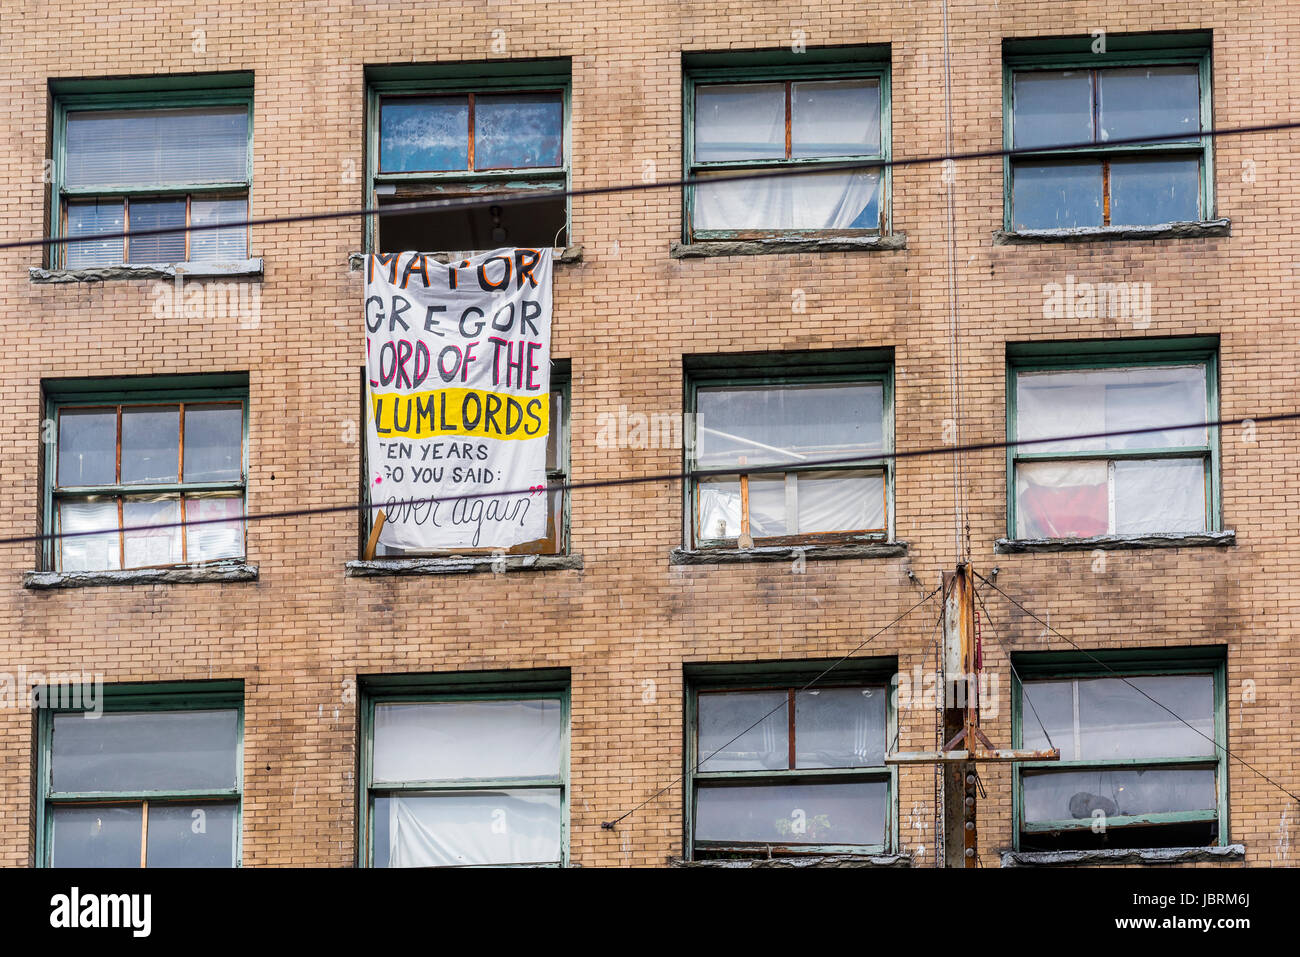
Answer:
[1013, 70, 1094, 149]
[189, 197, 248, 261]
[374, 789, 562, 867]
[694, 83, 786, 162]
[1015, 460, 1108, 539]
[697, 475, 741, 541]
[372, 698, 563, 784]
[65, 107, 248, 188]
[122, 497, 183, 567]
[126, 198, 186, 263]
[474, 93, 563, 170]
[790, 79, 880, 157]
[696, 382, 885, 469]
[1011, 161, 1103, 229]
[1016, 365, 1208, 453]
[1109, 155, 1200, 225]
[65, 200, 124, 267]
[379, 97, 469, 172]
[58, 499, 121, 572]
[50, 804, 142, 867]
[795, 469, 886, 533]
[1114, 458, 1207, 534]
[58, 408, 117, 487]
[145, 802, 237, 868]
[1099, 65, 1200, 143]
[794, 686, 886, 768]
[695, 779, 887, 845]
[183, 404, 243, 482]
[185, 495, 244, 562]
[697, 691, 788, 772]
[50, 709, 239, 792]
[1022, 675, 1216, 761]
[747, 473, 788, 538]
[693, 168, 880, 231]
[544, 391, 563, 472]
[120, 405, 180, 484]
[1022, 767, 1215, 825]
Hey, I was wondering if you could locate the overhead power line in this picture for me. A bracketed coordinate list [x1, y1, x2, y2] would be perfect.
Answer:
[3, 120, 1297, 252]
[10, 410, 1295, 548]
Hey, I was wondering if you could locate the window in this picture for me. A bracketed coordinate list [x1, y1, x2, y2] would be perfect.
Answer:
[359, 672, 569, 867]
[367, 364, 569, 557]
[683, 48, 890, 241]
[1007, 342, 1218, 540]
[1004, 36, 1212, 230]
[51, 77, 252, 268]
[36, 682, 243, 867]
[686, 662, 895, 859]
[43, 375, 249, 572]
[366, 62, 570, 253]
[686, 351, 892, 547]
[1013, 651, 1226, 850]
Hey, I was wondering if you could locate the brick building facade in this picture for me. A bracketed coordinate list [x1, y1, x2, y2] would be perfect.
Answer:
[0, 2, 1296, 868]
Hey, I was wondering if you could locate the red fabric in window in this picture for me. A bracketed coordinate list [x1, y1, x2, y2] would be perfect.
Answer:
[1019, 483, 1108, 538]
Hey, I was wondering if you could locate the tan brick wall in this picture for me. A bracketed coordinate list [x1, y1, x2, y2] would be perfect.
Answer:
[0, 2, 1296, 868]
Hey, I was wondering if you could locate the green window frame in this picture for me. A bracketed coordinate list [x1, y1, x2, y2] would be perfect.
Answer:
[1002, 34, 1214, 231]
[364, 61, 571, 255]
[35, 680, 244, 868]
[685, 350, 894, 549]
[1011, 648, 1227, 850]
[362, 363, 571, 557]
[49, 75, 255, 269]
[682, 47, 892, 242]
[358, 670, 570, 868]
[1005, 339, 1220, 541]
[684, 660, 898, 860]
[42, 373, 251, 573]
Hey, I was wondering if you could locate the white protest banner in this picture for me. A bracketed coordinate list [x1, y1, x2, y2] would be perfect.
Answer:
[364, 247, 552, 550]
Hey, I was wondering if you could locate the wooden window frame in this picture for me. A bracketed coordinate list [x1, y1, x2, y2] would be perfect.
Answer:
[51, 87, 254, 269]
[1004, 340, 1221, 541]
[1011, 649, 1228, 850]
[684, 661, 898, 860]
[1002, 43, 1214, 231]
[34, 681, 244, 868]
[686, 359, 894, 549]
[682, 56, 892, 243]
[358, 671, 571, 868]
[43, 377, 250, 572]
[365, 68, 572, 254]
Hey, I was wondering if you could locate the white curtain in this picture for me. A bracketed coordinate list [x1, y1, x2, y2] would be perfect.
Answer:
[387, 790, 561, 867]
[694, 170, 880, 232]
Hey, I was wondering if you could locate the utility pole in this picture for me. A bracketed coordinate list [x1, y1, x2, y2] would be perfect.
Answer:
[888, 563, 1059, 867]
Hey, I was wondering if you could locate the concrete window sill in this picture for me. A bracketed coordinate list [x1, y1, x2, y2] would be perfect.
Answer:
[671, 853, 912, 868]
[671, 541, 907, 565]
[24, 562, 259, 589]
[993, 220, 1229, 245]
[29, 259, 265, 283]
[348, 246, 583, 271]
[671, 234, 906, 259]
[1001, 845, 1245, 867]
[995, 531, 1234, 554]
[346, 554, 583, 577]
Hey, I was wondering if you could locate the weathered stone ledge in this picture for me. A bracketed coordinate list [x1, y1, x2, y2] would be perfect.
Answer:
[346, 554, 583, 576]
[1001, 844, 1245, 867]
[670, 853, 913, 868]
[24, 563, 259, 589]
[993, 220, 1230, 245]
[671, 234, 906, 258]
[348, 246, 583, 271]
[995, 531, 1235, 554]
[29, 259, 264, 283]
[670, 541, 907, 565]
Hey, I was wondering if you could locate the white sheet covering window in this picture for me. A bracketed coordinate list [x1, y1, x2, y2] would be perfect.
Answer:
[377, 789, 562, 867]
[693, 169, 881, 232]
